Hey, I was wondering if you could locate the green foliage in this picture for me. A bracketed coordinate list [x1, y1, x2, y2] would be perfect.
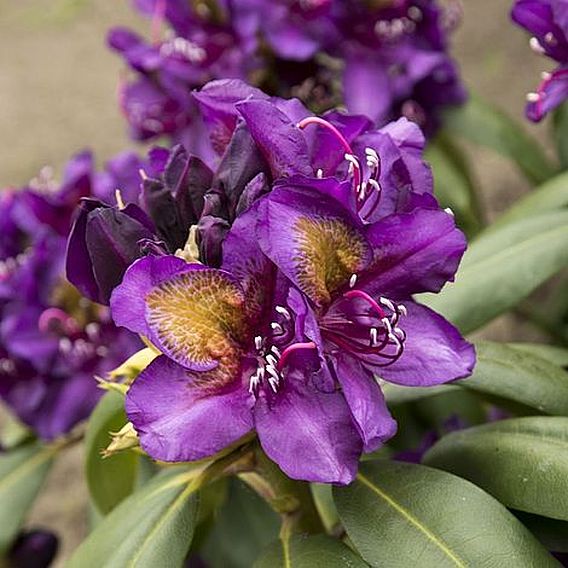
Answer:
[85, 391, 139, 515]
[334, 460, 557, 567]
[443, 95, 557, 184]
[203, 478, 279, 568]
[423, 210, 568, 333]
[0, 441, 56, 553]
[68, 467, 199, 568]
[254, 535, 367, 568]
[424, 417, 568, 521]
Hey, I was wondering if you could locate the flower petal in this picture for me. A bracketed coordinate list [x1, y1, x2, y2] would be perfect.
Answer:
[332, 353, 397, 453]
[371, 301, 475, 386]
[361, 207, 466, 297]
[254, 376, 362, 485]
[126, 355, 253, 462]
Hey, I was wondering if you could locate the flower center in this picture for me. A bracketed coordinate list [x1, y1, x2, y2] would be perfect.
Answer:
[320, 276, 406, 366]
[296, 117, 383, 220]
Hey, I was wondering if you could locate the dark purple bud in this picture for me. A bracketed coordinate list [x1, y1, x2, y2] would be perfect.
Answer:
[9, 530, 59, 568]
[66, 198, 155, 305]
[197, 215, 230, 268]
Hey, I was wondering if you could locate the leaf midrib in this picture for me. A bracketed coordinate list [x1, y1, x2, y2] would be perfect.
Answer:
[356, 472, 467, 568]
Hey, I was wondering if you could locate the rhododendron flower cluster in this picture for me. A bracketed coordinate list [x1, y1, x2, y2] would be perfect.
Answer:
[512, 0, 568, 121]
[110, 0, 466, 151]
[0, 153, 142, 440]
[72, 80, 475, 483]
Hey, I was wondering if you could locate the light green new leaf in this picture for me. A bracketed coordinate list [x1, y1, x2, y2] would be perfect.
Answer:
[423, 210, 568, 333]
[424, 417, 568, 521]
[0, 441, 56, 553]
[68, 467, 199, 568]
[85, 391, 138, 515]
[458, 341, 568, 415]
[443, 95, 557, 184]
[254, 535, 367, 568]
[334, 460, 557, 567]
[492, 171, 568, 230]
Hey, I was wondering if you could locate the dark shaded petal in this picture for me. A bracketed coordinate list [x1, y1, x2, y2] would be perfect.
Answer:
[126, 355, 253, 462]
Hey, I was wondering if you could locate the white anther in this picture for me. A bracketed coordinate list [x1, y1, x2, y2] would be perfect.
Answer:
[249, 371, 260, 394]
[530, 37, 545, 54]
[271, 322, 284, 335]
[545, 32, 557, 45]
[85, 322, 100, 340]
[96, 346, 109, 357]
[268, 376, 279, 393]
[526, 92, 541, 102]
[255, 336, 263, 350]
[266, 354, 278, 368]
[344, 153, 361, 173]
[541, 71, 552, 80]
[349, 274, 358, 288]
[393, 327, 406, 341]
[265, 365, 281, 385]
[115, 189, 126, 210]
[59, 338, 72, 354]
[444, 207, 455, 217]
[275, 306, 291, 320]
[408, 5, 422, 21]
[138, 168, 148, 180]
[379, 297, 396, 312]
[270, 345, 282, 358]
[367, 179, 381, 193]
[316, 168, 323, 179]
[398, 304, 407, 316]
[370, 327, 379, 347]
[358, 182, 367, 201]
[382, 317, 393, 335]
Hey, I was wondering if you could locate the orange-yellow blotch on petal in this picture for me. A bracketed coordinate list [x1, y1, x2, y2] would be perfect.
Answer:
[293, 216, 369, 305]
[145, 269, 250, 381]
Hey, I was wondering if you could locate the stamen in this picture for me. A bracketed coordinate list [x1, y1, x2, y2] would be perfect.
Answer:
[270, 345, 282, 358]
[526, 92, 540, 102]
[138, 168, 148, 181]
[265, 354, 278, 368]
[444, 207, 455, 216]
[271, 322, 284, 335]
[275, 305, 291, 320]
[254, 336, 263, 350]
[316, 168, 323, 179]
[277, 341, 317, 372]
[343, 289, 387, 319]
[349, 274, 358, 288]
[115, 189, 126, 210]
[530, 37, 545, 55]
[370, 327, 378, 347]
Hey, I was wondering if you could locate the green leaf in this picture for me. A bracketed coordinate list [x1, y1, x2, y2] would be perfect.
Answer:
[334, 460, 557, 567]
[553, 101, 568, 168]
[0, 441, 56, 553]
[443, 95, 557, 184]
[203, 478, 279, 568]
[515, 511, 568, 553]
[425, 135, 482, 237]
[424, 417, 568, 521]
[492, 171, 568, 230]
[422, 210, 568, 333]
[254, 535, 367, 568]
[85, 391, 138, 515]
[457, 341, 568, 415]
[507, 342, 568, 368]
[68, 467, 199, 568]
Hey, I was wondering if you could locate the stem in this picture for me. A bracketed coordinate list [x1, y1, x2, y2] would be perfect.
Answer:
[238, 444, 324, 535]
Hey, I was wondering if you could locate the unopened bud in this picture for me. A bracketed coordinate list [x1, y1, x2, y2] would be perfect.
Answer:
[102, 422, 139, 458]
[108, 347, 159, 384]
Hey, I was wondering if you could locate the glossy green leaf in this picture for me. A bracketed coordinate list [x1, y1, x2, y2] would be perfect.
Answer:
[443, 95, 557, 184]
[254, 535, 367, 568]
[492, 171, 568, 230]
[458, 341, 568, 415]
[334, 460, 556, 567]
[68, 467, 199, 568]
[423, 210, 568, 333]
[424, 417, 568, 521]
[203, 478, 280, 568]
[508, 342, 568, 368]
[0, 441, 56, 553]
[85, 391, 138, 515]
[425, 135, 482, 236]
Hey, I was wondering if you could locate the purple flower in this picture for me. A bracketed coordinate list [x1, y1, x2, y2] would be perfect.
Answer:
[0, 154, 142, 440]
[110, 1, 465, 143]
[108, 116, 474, 483]
[8, 529, 58, 568]
[512, 0, 568, 121]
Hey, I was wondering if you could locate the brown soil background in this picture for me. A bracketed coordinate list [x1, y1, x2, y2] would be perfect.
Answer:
[0, 1, 559, 565]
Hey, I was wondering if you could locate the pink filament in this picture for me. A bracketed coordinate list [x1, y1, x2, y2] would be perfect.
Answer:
[343, 289, 386, 320]
[277, 341, 317, 372]
[296, 116, 362, 191]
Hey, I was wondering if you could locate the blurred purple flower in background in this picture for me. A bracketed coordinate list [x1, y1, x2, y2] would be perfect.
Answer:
[512, 0, 568, 121]
[0, 153, 142, 440]
[109, 0, 466, 145]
